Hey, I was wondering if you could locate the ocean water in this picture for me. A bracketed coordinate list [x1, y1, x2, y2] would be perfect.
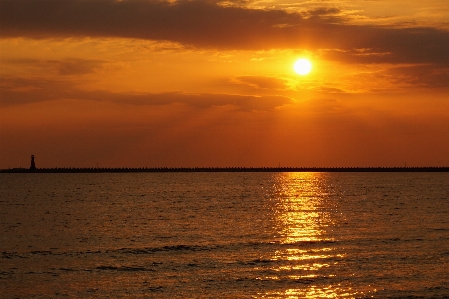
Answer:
[0, 172, 448, 298]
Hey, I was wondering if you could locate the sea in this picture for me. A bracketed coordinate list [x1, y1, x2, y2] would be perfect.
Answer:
[0, 172, 448, 298]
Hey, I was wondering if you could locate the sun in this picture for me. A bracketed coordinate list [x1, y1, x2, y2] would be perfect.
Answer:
[293, 58, 312, 75]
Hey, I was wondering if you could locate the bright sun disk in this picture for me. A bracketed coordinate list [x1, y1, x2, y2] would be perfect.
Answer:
[294, 58, 312, 75]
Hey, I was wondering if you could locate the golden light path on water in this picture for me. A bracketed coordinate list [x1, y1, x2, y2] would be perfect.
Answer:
[261, 173, 363, 298]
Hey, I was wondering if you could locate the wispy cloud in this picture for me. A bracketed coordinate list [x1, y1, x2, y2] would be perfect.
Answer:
[230, 76, 292, 90]
[0, 75, 293, 110]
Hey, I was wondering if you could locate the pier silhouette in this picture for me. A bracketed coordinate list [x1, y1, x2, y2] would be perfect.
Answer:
[2, 166, 449, 173]
[1, 155, 447, 173]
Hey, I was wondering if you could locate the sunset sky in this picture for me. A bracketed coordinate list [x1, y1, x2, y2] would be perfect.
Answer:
[1, 0, 449, 168]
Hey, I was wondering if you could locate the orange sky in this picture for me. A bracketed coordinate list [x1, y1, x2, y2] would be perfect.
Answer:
[1, 0, 449, 168]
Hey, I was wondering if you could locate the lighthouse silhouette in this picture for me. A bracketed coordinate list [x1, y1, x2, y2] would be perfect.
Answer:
[30, 155, 36, 170]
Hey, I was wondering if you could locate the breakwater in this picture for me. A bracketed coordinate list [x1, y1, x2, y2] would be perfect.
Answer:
[1, 167, 449, 173]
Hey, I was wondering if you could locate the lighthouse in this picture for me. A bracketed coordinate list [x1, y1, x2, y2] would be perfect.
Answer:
[30, 155, 36, 170]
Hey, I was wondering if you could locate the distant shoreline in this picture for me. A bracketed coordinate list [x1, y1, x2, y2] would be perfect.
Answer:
[1, 167, 449, 173]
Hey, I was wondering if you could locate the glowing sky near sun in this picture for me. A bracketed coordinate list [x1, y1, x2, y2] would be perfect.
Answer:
[0, 0, 449, 168]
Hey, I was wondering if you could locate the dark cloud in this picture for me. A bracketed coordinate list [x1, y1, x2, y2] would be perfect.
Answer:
[0, 77, 74, 105]
[0, 76, 292, 110]
[53, 59, 107, 76]
[322, 27, 449, 65]
[1, 0, 449, 66]
[386, 64, 449, 88]
[305, 7, 342, 22]
[0, 0, 308, 49]
[4, 58, 107, 76]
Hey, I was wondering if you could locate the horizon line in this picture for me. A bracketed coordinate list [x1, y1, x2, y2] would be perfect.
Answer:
[2, 166, 449, 173]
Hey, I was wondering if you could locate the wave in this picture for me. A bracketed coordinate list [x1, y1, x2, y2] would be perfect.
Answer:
[1, 239, 339, 260]
[95, 265, 155, 272]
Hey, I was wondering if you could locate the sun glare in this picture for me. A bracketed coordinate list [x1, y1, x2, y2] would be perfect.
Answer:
[294, 58, 312, 75]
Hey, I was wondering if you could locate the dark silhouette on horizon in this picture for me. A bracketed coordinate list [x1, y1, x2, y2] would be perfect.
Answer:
[2, 166, 449, 174]
[0, 155, 445, 173]
[30, 155, 36, 170]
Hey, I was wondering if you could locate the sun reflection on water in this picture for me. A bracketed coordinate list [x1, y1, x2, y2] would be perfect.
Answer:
[272, 172, 336, 244]
[263, 172, 360, 298]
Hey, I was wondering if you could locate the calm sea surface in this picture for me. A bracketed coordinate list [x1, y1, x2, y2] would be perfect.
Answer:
[1, 172, 448, 298]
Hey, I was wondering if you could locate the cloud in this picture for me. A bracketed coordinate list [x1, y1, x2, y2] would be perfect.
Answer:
[105, 91, 293, 111]
[1, 0, 449, 66]
[321, 27, 449, 65]
[299, 98, 345, 114]
[230, 76, 291, 90]
[305, 7, 343, 22]
[386, 64, 449, 88]
[0, 77, 74, 106]
[4, 58, 107, 76]
[0, 75, 293, 111]
[0, 0, 309, 48]
[53, 59, 107, 76]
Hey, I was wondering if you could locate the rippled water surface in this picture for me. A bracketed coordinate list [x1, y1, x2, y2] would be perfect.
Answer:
[1, 172, 448, 298]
